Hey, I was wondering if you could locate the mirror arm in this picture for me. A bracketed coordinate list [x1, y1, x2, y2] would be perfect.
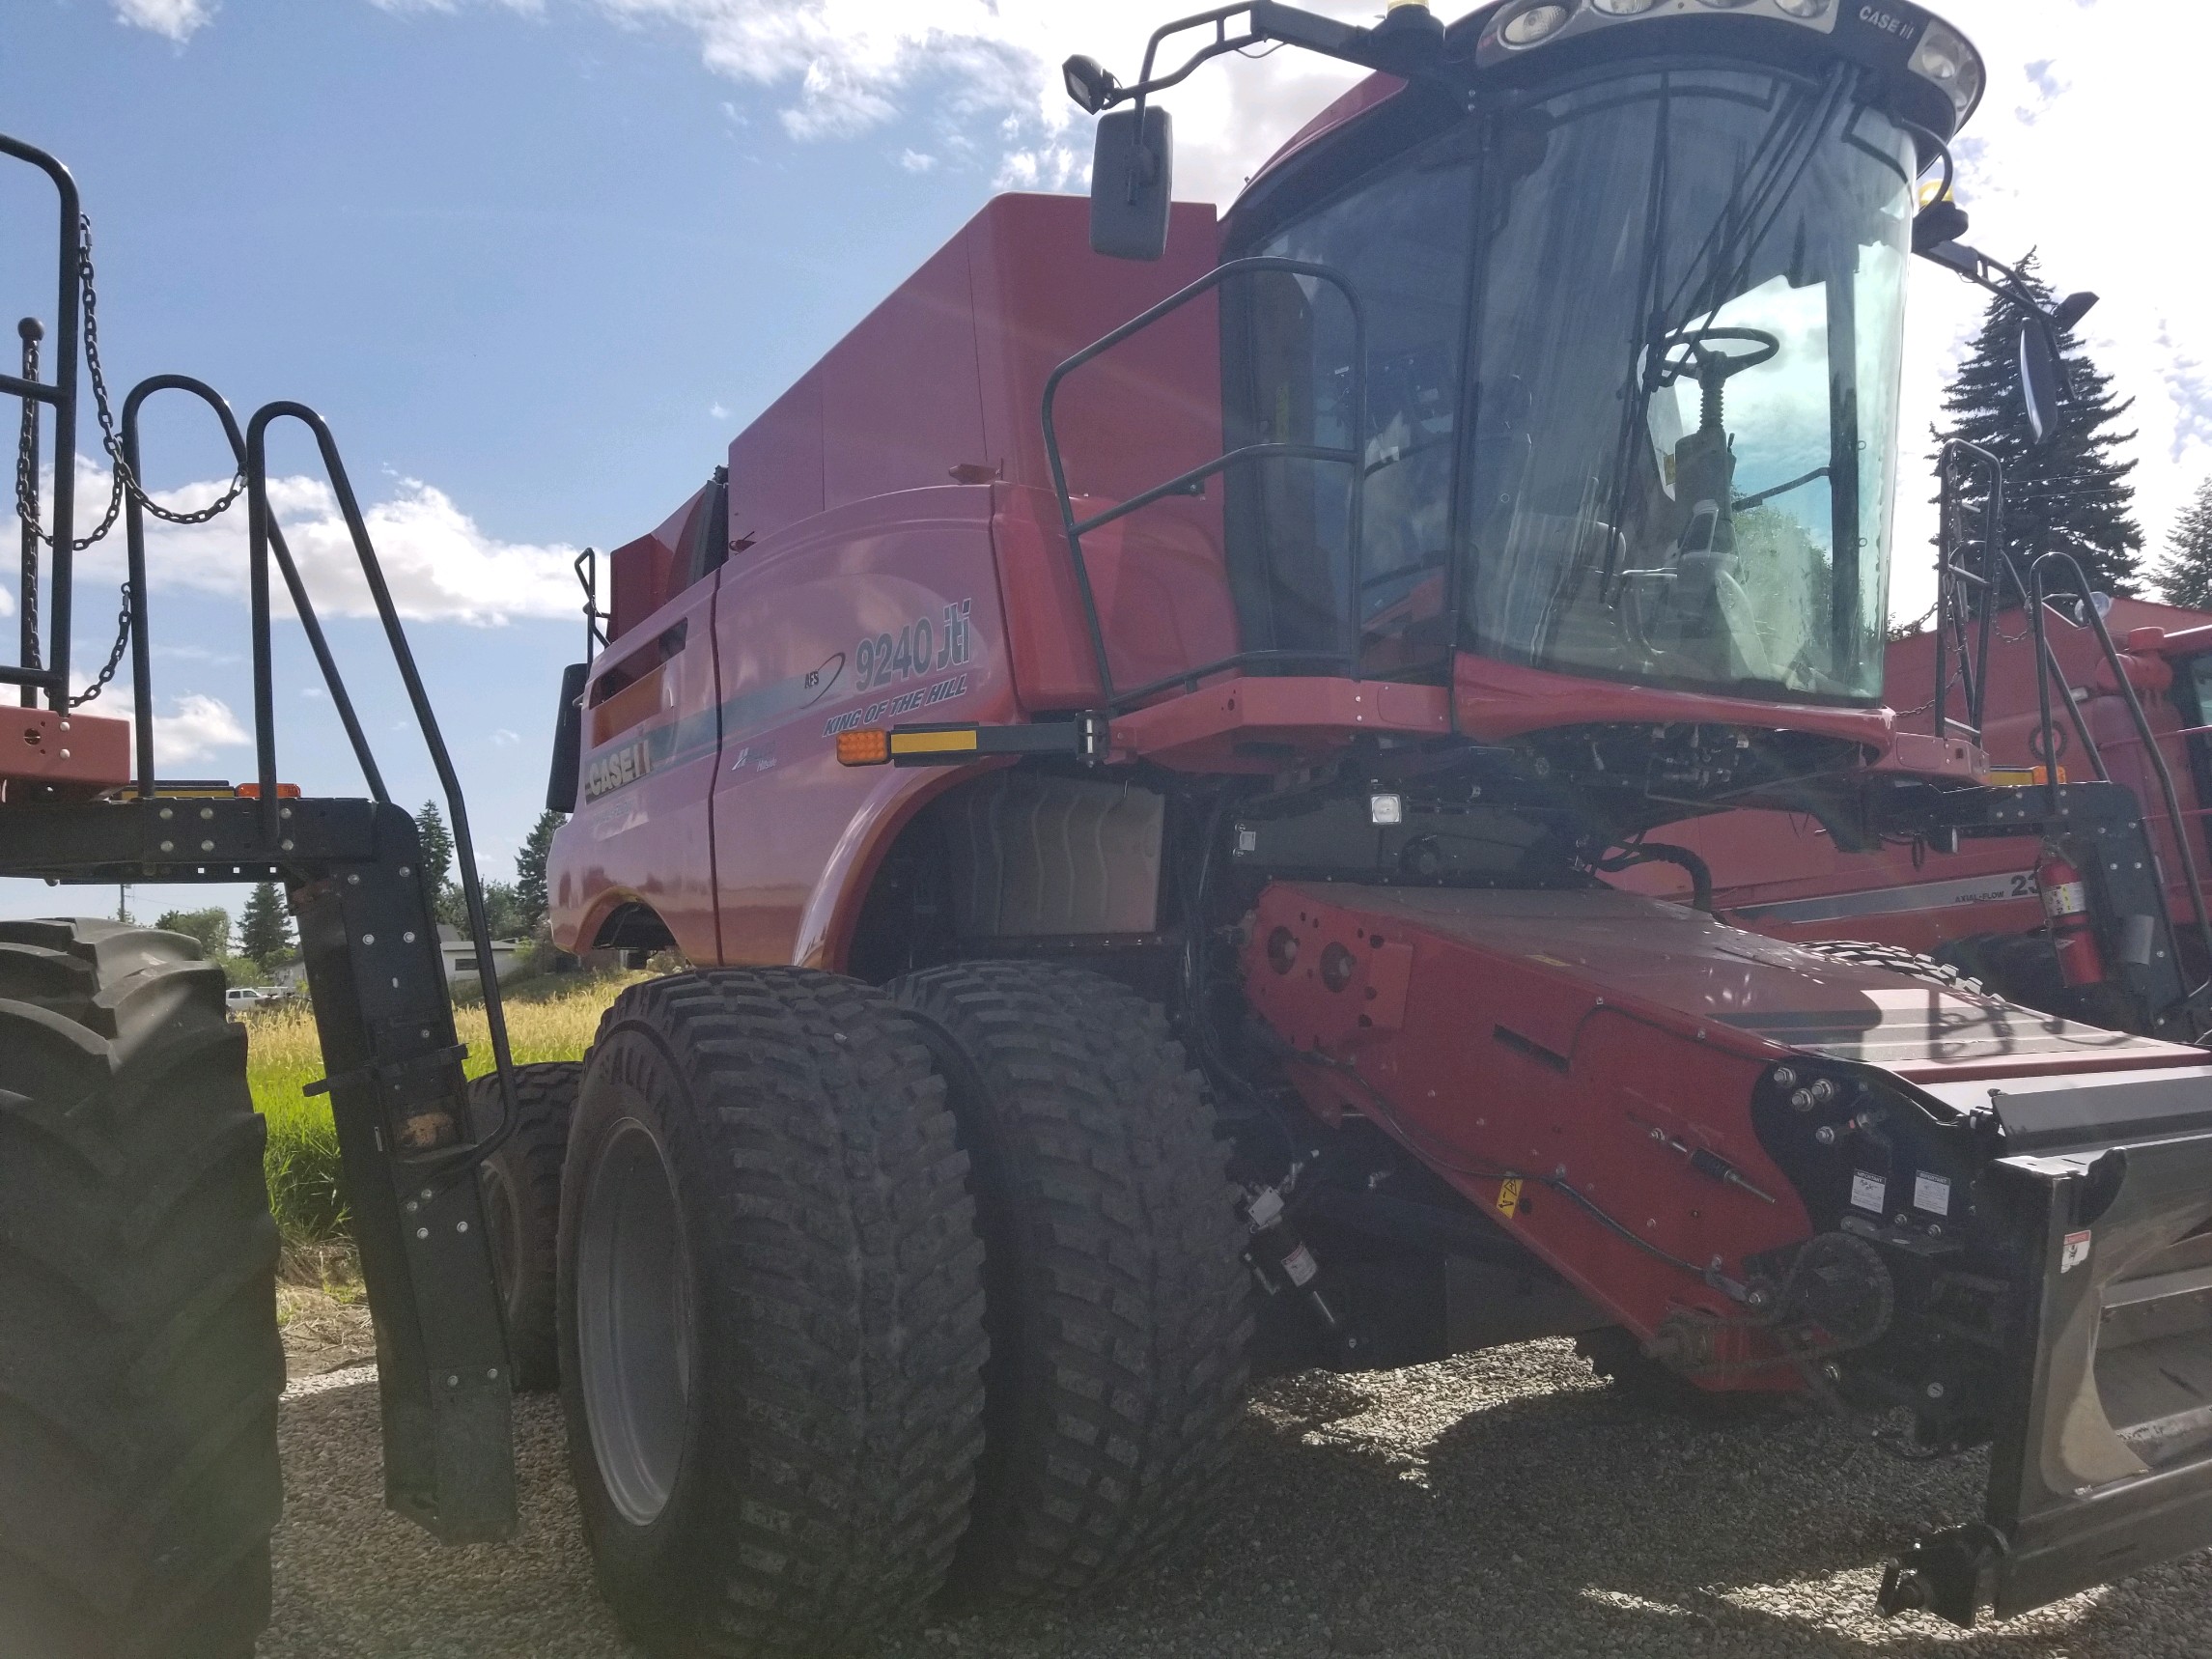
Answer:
[1917, 240, 2058, 332]
[1102, 0, 1462, 122]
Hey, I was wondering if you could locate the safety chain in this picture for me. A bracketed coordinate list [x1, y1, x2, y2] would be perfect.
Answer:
[14, 324, 40, 675]
[12, 214, 249, 707]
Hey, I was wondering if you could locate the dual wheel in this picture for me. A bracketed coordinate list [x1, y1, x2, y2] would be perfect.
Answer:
[549, 963, 1253, 1654]
[0, 936, 1248, 1658]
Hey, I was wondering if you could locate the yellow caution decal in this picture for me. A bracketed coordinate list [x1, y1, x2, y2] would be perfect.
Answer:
[1497, 1176, 1524, 1219]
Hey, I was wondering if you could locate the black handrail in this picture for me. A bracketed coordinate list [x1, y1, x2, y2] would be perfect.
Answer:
[1, 134, 80, 711]
[1934, 439, 2003, 742]
[2025, 547, 2212, 998]
[1931, 439, 2105, 781]
[119, 376, 388, 802]
[574, 547, 606, 665]
[1041, 255, 1368, 710]
[245, 404, 519, 1173]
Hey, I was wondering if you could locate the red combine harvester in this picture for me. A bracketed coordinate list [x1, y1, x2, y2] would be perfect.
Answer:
[1610, 595, 2212, 1039]
[524, 0, 2212, 1648]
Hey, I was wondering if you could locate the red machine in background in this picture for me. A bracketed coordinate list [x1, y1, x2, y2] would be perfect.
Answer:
[524, 2, 2212, 1650]
[1613, 596, 2212, 1037]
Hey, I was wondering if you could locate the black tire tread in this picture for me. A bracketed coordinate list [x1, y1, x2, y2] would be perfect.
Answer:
[0, 917, 283, 1659]
[567, 970, 988, 1656]
[892, 962, 1253, 1601]
[468, 1060, 581, 1392]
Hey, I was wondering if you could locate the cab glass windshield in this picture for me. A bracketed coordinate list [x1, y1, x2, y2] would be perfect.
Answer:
[1230, 63, 1918, 704]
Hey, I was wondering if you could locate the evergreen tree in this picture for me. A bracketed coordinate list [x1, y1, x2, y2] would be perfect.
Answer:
[1933, 253, 2142, 600]
[238, 882, 294, 973]
[480, 882, 524, 941]
[2153, 477, 2212, 612]
[414, 801, 454, 894]
[155, 906, 232, 959]
[515, 810, 564, 937]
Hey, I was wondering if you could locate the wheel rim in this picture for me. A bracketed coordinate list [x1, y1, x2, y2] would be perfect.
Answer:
[575, 1118, 692, 1528]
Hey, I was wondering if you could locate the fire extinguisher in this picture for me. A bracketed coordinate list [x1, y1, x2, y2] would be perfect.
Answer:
[2036, 845, 2109, 988]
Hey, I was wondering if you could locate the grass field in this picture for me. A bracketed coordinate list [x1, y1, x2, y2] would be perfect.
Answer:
[250, 970, 642, 1243]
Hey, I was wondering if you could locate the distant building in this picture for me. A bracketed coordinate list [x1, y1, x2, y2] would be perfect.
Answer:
[436, 924, 529, 987]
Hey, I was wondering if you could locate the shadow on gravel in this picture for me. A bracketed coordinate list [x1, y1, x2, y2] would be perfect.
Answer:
[266, 1344, 2211, 1659]
[266, 1376, 637, 1659]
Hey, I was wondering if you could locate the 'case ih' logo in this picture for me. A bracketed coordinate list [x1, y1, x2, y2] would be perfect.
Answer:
[585, 738, 653, 802]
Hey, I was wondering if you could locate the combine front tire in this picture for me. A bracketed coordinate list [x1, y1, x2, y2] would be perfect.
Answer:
[468, 1060, 581, 1392]
[0, 919, 284, 1659]
[558, 971, 987, 1656]
[892, 963, 1253, 1602]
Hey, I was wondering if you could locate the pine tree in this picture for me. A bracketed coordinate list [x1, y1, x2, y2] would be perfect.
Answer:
[2153, 477, 2212, 612]
[414, 801, 454, 894]
[1933, 253, 2142, 601]
[515, 810, 564, 937]
[238, 882, 294, 973]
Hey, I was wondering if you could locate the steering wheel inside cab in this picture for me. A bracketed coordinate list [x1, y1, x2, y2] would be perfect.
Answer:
[1651, 326, 1781, 435]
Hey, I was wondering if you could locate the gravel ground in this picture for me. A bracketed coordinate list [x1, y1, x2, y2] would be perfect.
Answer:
[262, 1340, 2212, 1659]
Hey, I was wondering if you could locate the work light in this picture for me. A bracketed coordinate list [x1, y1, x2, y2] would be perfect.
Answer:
[1500, 3, 1575, 46]
[1911, 19, 1983, 117]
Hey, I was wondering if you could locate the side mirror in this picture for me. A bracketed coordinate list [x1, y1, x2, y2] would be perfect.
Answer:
[546, 661, 589, 814]
[2018, 319, 2067, 449]
[1090, 106, 1173, 262]
[2051, 291, 2100, 332]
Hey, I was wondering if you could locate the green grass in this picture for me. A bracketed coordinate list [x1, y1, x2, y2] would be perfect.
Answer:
[248, 970, 643, 1244]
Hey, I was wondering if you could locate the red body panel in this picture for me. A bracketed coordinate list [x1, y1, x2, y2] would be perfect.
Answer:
[550, 194, 1236, 962]
[0, 708, 130, 796]
[1242, 882, 2203, 1371]
[555, 575, 723, 964]
[1453, 652, 1899, 753]
[710, 487, 1017, 966]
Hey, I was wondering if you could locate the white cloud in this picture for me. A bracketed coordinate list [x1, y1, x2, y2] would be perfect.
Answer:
[348, 0, 1370, 201]
[491, 727, 521, 745]
[113, 0, 216, 41]
[152, 693, 249, 766]
[898, 148, 938, 174]
[35, 464, 585, 628]
[709, 401, 731, 419]
[118, 0, 2212, 630]
[0, 584, 12, 620]
[368, 0, 546, 14]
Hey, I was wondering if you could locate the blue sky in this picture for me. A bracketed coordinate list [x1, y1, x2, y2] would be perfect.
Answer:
[3, 0, 2208, 936]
